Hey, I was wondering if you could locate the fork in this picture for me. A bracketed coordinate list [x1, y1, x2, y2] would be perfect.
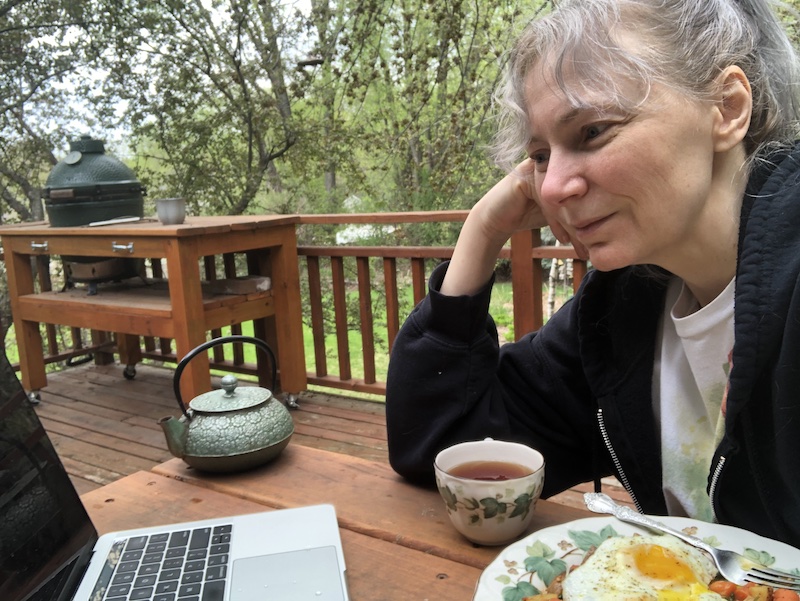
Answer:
[583, 492, 800, 591]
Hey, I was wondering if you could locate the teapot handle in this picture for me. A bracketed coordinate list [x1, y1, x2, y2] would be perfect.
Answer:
[173, 335, 278, 418]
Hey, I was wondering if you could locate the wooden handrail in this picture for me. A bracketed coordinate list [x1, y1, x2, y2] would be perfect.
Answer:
[293, 213, 586, 397]
[1, 213, 587, 400]
[297, 211, 469, 224]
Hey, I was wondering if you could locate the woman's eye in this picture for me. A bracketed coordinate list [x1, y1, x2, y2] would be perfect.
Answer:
[530, 152, 549, 167]
[585, 123, 610, 141]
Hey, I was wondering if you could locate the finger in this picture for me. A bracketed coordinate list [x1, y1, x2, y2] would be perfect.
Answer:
[514, 157, 537, 176]
[511, 160, 538, 199]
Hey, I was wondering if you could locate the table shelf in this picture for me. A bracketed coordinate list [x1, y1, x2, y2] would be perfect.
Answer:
[16, 279, 274, 339]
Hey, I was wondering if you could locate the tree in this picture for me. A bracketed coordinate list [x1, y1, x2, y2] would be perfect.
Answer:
[79, 0, 316, 216]
[355, 0, 524, 211]
[77, 0, 552, 225]
[294, 0, 546, 221]
[0, 0, 102, 225]
[0, 0, 107, 341]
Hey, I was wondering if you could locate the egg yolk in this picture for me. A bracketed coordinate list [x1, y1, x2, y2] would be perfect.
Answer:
[658, 583, 717, 600]
[633, 544, 697, 584]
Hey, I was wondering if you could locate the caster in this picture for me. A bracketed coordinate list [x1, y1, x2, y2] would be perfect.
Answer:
[285, 394, 299, 409]
[27, 391, 41, 405]
[123, 365, 136, 380]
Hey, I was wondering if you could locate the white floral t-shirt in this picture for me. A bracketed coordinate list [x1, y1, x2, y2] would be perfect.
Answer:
[652, 276, 734, 521]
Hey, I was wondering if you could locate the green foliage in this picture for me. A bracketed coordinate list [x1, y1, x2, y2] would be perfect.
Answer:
[2, 0, 553, 224]
[0, 0, 107, 223]
[3, 0, 799, 369]
[4, 0, 800, 226]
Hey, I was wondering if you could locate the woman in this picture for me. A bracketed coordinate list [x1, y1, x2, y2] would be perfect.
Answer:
[385, 0, 800, 547]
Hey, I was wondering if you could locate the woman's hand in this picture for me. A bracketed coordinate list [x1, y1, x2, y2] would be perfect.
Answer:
[440, 160, 587, 297]
[478, 160, 587, 255]
[477, 159, 551, 241]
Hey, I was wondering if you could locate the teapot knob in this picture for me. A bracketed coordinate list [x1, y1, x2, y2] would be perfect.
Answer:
[221, 374, 238, 396]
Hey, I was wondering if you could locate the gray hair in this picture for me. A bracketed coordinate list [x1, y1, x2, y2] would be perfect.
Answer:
[492, 0, 800, 170]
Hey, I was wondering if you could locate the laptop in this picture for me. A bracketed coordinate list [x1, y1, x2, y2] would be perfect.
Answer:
[0, 367, 349, 601]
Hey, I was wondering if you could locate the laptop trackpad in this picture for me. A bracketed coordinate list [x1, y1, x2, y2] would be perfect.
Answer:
[231, 546, 345, 600]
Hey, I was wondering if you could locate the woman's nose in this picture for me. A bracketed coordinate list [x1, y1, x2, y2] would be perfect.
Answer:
[538, 153, 588, 207]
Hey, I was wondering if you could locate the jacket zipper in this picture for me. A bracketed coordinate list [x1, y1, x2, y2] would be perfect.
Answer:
[708, 455, 726, 522]
[597, 408, 644, 513]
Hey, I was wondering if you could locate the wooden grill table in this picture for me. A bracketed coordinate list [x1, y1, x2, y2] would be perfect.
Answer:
[81, 444, 592, 600]
[0, 216, 306, 403]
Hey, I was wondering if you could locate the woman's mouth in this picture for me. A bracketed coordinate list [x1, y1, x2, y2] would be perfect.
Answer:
[573, 214, 613, 238]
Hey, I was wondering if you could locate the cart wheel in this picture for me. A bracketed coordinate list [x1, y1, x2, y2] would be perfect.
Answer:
[285, 394, 299, 409]
[27, 391, 41, 405]
[123, 365, 136, 380]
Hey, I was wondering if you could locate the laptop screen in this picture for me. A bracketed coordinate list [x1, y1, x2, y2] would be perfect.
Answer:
[0, 386, 98, 601]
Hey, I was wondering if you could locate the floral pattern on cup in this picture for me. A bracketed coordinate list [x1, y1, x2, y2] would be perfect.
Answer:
[437, 481, 542, 526]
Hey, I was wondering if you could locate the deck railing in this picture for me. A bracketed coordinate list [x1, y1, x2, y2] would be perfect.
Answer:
[1, 212, 585, 399]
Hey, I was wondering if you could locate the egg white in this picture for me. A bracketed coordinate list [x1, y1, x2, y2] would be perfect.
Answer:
[561, 534, 726, 601]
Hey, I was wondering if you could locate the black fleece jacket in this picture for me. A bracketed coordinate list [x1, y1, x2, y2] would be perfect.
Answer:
[385, 144, 800, 548]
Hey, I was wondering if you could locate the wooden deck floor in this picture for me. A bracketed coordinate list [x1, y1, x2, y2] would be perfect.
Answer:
[33, 362, 633, 511]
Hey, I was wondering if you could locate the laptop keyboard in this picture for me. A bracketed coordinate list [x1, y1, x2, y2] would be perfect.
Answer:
[92, 524, 232, 601]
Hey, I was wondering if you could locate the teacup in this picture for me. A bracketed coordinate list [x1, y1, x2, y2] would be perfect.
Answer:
[155, 197, 186, 225]
[434, 438, 545, 546]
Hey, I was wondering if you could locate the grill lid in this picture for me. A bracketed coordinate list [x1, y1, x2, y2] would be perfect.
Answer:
[43, 135, 144, 203]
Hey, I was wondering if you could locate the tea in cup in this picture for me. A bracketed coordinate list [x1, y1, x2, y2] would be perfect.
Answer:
[434, 438, 545, 546]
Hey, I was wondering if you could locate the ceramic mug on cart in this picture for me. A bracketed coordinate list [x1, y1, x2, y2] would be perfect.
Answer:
[155, 197, 186, 225]
[434, 438, 545, 546]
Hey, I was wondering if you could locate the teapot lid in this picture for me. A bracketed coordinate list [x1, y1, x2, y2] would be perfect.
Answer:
[189, 375, 271, 413]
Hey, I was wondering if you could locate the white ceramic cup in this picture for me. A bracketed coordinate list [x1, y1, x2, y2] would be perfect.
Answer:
[434, 438, 545, 546]
[155, 197, 186, 225]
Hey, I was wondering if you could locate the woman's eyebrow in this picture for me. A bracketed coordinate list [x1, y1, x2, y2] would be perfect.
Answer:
[527, 106, 588, 147]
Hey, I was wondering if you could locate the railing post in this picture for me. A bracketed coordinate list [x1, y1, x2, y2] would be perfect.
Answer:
[306, 256, 328, 378]
[383, 257, 400, 352]
[331, 256, 352, 381]
[510, 229, 544, 340]
[573, 259, 588, 293]
[356, 256, 376, 384]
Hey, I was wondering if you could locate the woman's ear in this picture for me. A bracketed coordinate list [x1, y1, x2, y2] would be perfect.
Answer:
[713, 65, 753, 152]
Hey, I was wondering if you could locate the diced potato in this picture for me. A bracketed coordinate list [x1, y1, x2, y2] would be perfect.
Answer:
[748, 585, 770, 601]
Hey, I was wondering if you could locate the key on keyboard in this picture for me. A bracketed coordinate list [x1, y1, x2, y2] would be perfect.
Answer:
[91, 524, 232, 601]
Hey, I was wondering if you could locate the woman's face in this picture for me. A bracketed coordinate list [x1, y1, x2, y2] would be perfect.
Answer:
[525, 65, 741, 276]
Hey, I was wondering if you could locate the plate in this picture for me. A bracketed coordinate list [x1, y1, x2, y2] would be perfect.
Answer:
[472, 516, 800, 601]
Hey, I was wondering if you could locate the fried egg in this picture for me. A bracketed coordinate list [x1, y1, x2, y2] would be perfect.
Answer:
[561, 534, 726, 601]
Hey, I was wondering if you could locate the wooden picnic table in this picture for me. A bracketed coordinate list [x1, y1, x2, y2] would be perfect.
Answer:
[80, 444, 592, 599]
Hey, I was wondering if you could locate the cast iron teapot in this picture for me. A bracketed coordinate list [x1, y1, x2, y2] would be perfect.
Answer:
[158, 336, 294, 472]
